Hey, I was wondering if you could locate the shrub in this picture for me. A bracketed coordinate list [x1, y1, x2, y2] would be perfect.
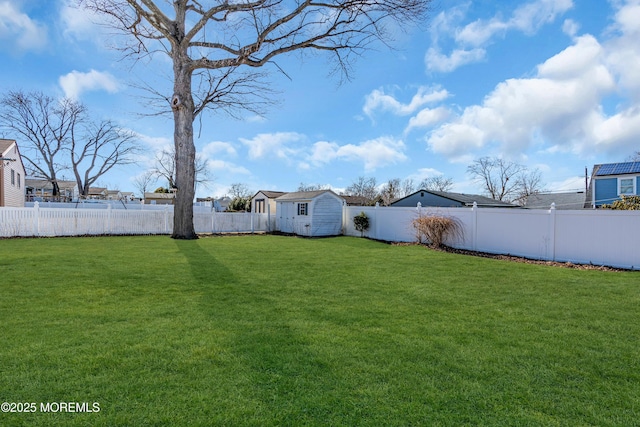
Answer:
[411, 214, 463, 248]
[601, 195, 640, 210]
[353, 212, 370, 237]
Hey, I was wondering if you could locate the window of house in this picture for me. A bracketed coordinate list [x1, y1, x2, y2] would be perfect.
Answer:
[619, 177, 636, 195]
[11, 169, 15, 186]
[297, 202, 308, 215]
[17, 173, 21, 188]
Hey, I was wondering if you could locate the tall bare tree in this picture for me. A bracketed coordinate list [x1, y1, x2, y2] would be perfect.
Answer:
[467, 157, 544, 204]
[70, 120, 138, 196]
[133, 170, 158, 198]
[419, 176, 453, 192]
[78, 0, 432, 239]
[0, 90, 138, 198]
[0, 91, 79, 196]
[344, 176, 378, 205]
[152, 147, 211, 190]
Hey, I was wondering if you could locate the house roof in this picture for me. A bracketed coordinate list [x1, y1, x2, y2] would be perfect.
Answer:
[253, 190, 287, 199]
[391, 189, 517, 208]
[25, 179, 77, 190]
[524, 192, 587, 209]
[593, 162, 640, 176]
[275, 189, 340, 201]
[144, 192, 175, 199]
[0, 139, 15, 154]
[340, 195, 371, 206]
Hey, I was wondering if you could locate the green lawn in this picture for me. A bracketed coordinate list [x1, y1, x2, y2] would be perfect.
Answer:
[0, 235, 638, 426]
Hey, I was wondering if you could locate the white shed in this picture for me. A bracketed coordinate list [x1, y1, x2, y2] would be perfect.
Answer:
[275, 190, 344, 237]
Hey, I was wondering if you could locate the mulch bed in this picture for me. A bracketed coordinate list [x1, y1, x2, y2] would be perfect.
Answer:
[393, 242, 631, 272]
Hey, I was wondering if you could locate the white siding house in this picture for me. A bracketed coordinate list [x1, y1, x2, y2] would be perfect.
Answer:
[0, 139, 26, 207]
[275, 190, 344, 237]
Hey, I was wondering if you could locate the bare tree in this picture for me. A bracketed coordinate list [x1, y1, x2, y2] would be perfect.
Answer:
[70, 120, 139, 196]
[0, 91, 79, 196]
[401, 178, 415, 197]
[467, 157, 543, 203]
[133, 170, 157, 197]
[628, 151, 640, 161]
[298, 182, 330, 192]
[512, 168, 544, 206]
[0, 90, 138, 198]
[228, 182, 252, 199]
[420, 176, 453, 192]
[380, 178, 401, 205]
[78, 0, 432, 239]
[344, 176, 378, 205]
[152, 147, 211, 190]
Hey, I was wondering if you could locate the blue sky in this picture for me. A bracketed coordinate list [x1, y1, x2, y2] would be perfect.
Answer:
[1, 0, 639, 198]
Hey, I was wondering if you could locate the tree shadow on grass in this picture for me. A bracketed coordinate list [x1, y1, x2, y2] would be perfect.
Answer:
[173, 238, 347, 424]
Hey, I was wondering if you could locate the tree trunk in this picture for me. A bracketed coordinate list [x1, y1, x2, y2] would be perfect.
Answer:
[171, 57, 197, 240]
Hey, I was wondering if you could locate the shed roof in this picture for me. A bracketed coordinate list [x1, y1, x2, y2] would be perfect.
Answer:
[275, 189, 340, 201]
[253, 190, 287, 199]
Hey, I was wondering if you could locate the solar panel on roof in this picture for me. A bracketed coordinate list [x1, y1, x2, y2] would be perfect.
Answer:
[595, 162, 640, 176]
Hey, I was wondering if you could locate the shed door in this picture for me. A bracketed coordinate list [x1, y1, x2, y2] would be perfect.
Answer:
[278, 202, 295, 233]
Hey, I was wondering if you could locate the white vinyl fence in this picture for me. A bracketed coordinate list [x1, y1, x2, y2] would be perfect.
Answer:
[344, 204, 640, 270]
[0, 203, 271, 237]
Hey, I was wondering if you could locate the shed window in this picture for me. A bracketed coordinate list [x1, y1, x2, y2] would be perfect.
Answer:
[619, 178, 635, 195]
[297, 202, 308, 215]
[255, 198, 265, 213]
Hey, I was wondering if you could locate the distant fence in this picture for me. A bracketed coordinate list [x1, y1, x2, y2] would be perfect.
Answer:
[343, 204, 640, 270]
[0, 203, 272, 237]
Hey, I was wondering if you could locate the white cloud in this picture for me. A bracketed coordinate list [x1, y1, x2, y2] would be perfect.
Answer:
[405, 106, 451, 133]
[429, 0, 573, 73]
[309, 136, 407, 172]
[424, 20, 640, 160]
[239, 132, 305, 160]
[363, 86, 450, 117]
[206, 159, 250, 175]
[425, 47, 486, 73]
[59, 69, 121, 99]
[0, 2, 47, 53]
[201, 141, 237, 157]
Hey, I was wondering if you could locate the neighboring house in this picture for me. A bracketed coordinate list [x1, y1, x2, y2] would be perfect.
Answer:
[107, 190, 122, 200]
[275, 190, 344, 237]
[589, 162, 640, 207]
[390, 189, 517, 208]
[25, 179, 79, 202]
[251, 190, 286, 214]
[144, 192, 175, 205]
[524, 192, 587, 210]
[0, 139, 26, 207]
[88, 187, 108, 200]
[340, 195, 371, 206]
[214, 196, 232, 212]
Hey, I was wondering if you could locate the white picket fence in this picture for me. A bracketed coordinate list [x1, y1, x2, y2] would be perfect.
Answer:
[343, 204, 640, 270]
[0, 203, 272, 237]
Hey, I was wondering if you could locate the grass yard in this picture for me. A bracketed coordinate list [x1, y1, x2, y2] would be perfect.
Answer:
[0, 235, 638, 426]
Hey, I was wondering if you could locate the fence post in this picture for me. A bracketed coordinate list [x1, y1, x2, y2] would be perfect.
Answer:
[472, 202, 478, 251]
[211, 208, 215, 233]
[164, 205, 169, 234]
[548, 203, 556, 261]
[34, 201, 40, 237]
[107, 203, 112, 234]
[251, 211, 255, 233]
[374, 202, 380, 240]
